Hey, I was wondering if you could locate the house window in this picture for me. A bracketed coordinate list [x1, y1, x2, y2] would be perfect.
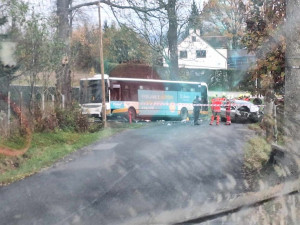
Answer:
[180, 51, 187, 58]
[196, 50, 206, 58]
[192, 36, 196, 42]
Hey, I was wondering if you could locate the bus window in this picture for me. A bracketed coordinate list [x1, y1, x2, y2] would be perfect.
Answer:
[166, 83, 179, 91]
[180, 84, 191, 92]
[121, 89, 129, 101]
[80, 80, 102, 104]
[131, 84, 138, 101]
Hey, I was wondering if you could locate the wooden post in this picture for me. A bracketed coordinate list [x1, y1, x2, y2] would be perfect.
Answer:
[273, 104, 278, 143]
[7, 91, 11, 133]
[98, 1, 107, 127]
[20, 91, 23, 127]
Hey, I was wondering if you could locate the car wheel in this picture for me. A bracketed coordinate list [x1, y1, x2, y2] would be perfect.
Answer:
[231, 115, 238, 123]
[250, 118, 259, 123]
[180, 107, 188, 120]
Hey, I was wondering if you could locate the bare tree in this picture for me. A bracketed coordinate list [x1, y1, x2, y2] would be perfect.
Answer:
[68, 0, 191, 80]
[201, 0, 246, 48]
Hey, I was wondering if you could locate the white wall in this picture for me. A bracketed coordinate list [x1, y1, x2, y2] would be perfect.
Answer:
[164, 32, 228, 70]
[0, 41, 16, 66]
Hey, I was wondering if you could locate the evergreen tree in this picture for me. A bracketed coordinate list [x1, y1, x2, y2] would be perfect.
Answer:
[188, 1, 201, 30]
[186, 1, 202, 36]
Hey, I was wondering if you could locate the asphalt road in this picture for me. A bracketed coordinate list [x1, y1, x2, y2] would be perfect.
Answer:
[0, 121, 255, 225]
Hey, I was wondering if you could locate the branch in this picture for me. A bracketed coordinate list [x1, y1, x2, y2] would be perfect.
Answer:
[69, 1, 163, 13]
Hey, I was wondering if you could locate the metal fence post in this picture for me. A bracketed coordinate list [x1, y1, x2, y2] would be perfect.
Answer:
[42, 93, 45, 112]
[51, 94, 55, 109]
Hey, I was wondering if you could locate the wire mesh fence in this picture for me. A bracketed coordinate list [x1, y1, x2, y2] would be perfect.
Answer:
[0, 85, 80, 136]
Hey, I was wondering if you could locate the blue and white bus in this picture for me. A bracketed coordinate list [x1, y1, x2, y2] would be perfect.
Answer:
[80, 74, 208, 120]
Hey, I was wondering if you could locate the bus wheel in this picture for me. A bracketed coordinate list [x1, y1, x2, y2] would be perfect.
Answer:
[128, 107, 136, 120]
[180, 108, 188, 120]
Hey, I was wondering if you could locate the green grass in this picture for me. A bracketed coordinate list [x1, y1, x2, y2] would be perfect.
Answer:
[0, 135, 27, 150]
[0, 123, 143, 186]
[248, 123, 264, 136]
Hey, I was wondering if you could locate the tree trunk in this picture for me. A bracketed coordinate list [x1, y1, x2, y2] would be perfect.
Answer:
[285, 0, 300, 153]
[56, 0, 72, 108]
[264, 90, 274, 142]
[262, 72, 275, 142]
[167, 0, 179, 80]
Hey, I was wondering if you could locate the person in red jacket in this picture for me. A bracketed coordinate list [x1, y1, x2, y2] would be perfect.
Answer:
[225, 98, 231, 125]
[210, 97, 222, 125]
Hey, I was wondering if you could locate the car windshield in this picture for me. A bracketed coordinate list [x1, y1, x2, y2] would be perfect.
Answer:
[0, 0, 299, 225]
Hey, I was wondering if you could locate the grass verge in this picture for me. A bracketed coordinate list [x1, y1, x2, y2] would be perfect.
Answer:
[244, 136, 272, 172]
[0, 123, 143, 186]
[248, 123, 264, 136]
[243, 136, 272, 190]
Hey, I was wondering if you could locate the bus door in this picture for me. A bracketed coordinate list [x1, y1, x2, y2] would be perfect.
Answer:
[111, 84, 121, 101]
[110, 84, 124, 111]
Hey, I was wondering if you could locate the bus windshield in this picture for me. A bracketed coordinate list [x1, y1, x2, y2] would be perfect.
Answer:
[80, 80, 102, 104]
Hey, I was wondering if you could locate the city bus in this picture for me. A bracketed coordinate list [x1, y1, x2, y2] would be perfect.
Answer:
[79, 74, 208, 120]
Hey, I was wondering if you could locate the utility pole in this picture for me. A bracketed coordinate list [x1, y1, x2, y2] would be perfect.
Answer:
[98, 1, 107, 127]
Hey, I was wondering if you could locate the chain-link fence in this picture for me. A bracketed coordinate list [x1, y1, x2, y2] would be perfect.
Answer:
[0, 85, 80, 136]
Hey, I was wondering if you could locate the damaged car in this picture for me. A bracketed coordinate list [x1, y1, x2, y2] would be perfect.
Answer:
[220, 99, 263, 123]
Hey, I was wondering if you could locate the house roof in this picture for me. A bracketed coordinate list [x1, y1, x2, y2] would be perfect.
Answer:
[109, 64, 161, 80]
[201, 36, 230, 49]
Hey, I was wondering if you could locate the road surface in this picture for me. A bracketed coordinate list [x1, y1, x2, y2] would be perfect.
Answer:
[0, 121, 255, 225]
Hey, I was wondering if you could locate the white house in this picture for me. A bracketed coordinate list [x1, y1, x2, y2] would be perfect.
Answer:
[163, 29, 228, 70]
[0, 41, 16, 67]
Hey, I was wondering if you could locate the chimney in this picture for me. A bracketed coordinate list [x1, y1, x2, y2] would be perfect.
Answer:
[189, 28, 194, 35]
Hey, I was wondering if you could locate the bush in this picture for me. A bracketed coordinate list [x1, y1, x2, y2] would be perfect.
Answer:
[33, 104, 102, 133]
[88, 122, 103, 133]
[55, 107, 102, 133]
[34, 114, 58, 132]
[244, 136, 272, 172]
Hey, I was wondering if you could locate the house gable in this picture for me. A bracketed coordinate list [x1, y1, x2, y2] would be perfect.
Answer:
[164, 30, 228, 70]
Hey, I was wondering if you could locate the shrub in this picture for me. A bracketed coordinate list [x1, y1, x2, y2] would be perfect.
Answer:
[55, 106, 102, 133]
[88, 122, 103, 133]
[244, 136, 272, 172]
[75, 112, 89, 132]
